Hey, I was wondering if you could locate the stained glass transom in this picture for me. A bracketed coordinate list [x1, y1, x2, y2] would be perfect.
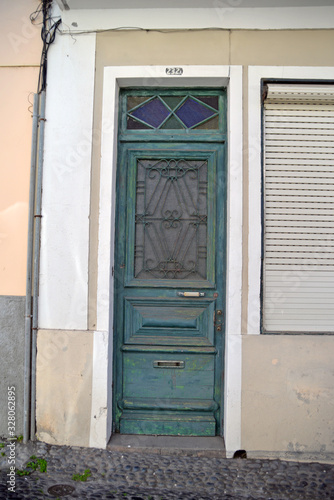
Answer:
[127, 94, 219, 131]
[134, 158, 208, 280]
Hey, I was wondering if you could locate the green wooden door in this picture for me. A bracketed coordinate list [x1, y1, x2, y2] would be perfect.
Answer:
[114, 89, 226, 436]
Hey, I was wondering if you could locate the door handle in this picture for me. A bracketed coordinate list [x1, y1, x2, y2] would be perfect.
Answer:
[177, 291, 205, 297]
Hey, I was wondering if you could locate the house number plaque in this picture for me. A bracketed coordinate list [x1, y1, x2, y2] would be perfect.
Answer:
[166, 67, 183, 75]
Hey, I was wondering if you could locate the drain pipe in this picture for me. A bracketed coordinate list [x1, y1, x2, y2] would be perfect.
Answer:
[23, 0, 57, 444]
[24, 93, 40, 444]
[30, 90, 46, 440]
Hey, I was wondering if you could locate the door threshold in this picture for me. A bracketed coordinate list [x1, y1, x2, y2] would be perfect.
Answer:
[107, 434, 226, 458]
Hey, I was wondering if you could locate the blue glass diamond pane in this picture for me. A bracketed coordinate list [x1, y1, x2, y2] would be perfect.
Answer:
[131, 98, 170, 128]
[176, 98, 215, 128]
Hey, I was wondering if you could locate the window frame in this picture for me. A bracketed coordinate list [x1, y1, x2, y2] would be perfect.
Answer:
[248, 66, 334, 336]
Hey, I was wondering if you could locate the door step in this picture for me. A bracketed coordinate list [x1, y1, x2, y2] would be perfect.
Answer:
[107, 434, 226, 458]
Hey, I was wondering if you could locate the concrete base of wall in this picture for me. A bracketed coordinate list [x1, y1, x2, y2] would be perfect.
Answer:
[242, 335, 334, 463]
[36, 329, 93, 447]
[246, 450, 334, 465]
[0, 296, 25, 437]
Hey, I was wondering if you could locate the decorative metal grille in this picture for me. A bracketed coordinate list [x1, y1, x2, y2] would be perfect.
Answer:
[134, 158, 208, 280]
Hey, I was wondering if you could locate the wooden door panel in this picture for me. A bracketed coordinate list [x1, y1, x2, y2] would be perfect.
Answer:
[115, 143, 224, 436]
[124, 297, 215, 346]
[123, 352, 215, 400]
[114, 89, 226, 436]
[119, 351, 218, 436]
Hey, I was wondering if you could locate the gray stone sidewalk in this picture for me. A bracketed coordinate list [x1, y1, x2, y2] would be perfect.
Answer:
[0, 439, 334, 499]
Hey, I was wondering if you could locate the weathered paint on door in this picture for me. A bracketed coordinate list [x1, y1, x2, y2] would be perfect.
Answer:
[114, 89, 226, 436]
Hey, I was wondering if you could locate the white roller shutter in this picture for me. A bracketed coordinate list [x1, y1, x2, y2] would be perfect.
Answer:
[263, 83, 334, 333]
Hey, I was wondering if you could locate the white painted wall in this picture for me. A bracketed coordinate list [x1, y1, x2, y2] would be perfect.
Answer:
[89, 330, 109, 448]
[39, 33, 96, 330]
[57, 0, 334, 9]
[58, 6, 334, 32]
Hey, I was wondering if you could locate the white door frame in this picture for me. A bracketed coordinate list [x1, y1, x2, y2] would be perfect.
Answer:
[91, 65, 243, 457]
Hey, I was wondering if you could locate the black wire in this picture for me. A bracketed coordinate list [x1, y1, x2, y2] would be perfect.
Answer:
[34, 0, 61, 93]
[30, 1, 43, 24]
[60, 26, 231, 35]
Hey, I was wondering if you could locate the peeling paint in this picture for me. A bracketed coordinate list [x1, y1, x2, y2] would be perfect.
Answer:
[287, 440, 307, 453]
[96, 407, 107, 419]
[294, 386, 329, 405]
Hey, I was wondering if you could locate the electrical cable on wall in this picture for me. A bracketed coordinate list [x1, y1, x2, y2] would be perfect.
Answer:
[30, 0, 61, 93]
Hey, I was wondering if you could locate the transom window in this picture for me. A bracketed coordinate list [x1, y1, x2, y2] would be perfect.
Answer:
[120, 89, 226, 136]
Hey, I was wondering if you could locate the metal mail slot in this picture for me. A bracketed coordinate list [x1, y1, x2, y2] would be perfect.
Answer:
[177, 291, 205, 297]
[153, 360, 185, 369]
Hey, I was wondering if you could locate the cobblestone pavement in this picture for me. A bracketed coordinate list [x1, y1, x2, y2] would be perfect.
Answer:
[0, 440, 333, 499]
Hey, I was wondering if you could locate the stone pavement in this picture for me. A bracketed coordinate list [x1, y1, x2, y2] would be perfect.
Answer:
[0, 438, 334, 499]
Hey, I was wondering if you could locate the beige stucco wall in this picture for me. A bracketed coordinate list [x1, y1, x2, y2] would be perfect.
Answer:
[242, 335, 334, 462]
[86, 28, 334, 457]
[230, 29, 334, 66]
[0, 0, 41, 295]
[36, 330, 93, 447]
[95, 29, 334, 68]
